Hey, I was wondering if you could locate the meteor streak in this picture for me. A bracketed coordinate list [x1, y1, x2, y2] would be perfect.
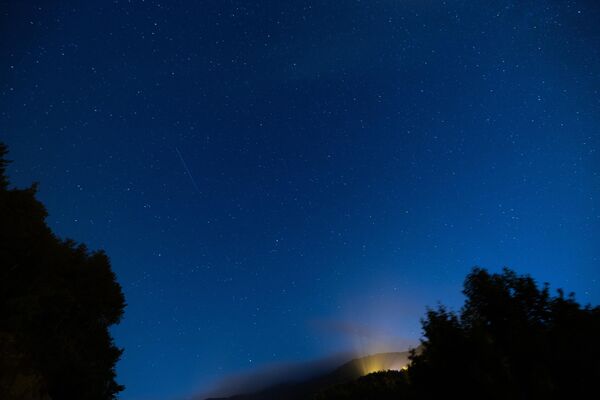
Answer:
[175, 147, 202, 196]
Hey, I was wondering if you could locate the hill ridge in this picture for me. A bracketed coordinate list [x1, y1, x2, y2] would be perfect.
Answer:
[205, 351, 412, 400]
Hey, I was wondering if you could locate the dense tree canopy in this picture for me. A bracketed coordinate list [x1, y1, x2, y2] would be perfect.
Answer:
[315, 268, 600, 400]
[313, 370, 409, 400]
[408, 267, 600, 399]
[0, 143, 126, 400]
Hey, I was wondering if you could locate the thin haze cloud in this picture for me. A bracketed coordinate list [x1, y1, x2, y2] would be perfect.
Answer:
[192, 352, 353, 400]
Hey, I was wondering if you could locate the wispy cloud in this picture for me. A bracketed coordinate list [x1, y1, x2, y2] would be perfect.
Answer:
[192, 352, 352, 400]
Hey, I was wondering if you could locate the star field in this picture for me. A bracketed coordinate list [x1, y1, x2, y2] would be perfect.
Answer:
[1, 1, 599, 399]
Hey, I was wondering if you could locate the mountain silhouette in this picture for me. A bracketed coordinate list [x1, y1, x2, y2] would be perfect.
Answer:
[205, 351, 411, 400]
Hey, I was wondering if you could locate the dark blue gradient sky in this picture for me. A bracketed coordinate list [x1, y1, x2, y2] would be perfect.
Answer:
[2, 1, 599, 399]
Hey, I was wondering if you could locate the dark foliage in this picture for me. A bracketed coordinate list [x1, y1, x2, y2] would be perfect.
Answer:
[313, 370, 410, 400]
[314, 268, 600, 400]
[0, 143, 126, 399]
[408, 267, 600, 399]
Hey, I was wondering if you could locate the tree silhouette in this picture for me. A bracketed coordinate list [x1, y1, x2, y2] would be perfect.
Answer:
[313, 370, 410, 400]
[313, 267, 600, 400]
[0, 143, 126, 399]
[408, 267, 600, 399]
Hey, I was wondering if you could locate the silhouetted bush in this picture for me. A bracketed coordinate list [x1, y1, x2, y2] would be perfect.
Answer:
[314, 267, 600, 400]
[408, 267, 600, 399]
[313, 370, 410, 400]
[0, 143, 126, 399]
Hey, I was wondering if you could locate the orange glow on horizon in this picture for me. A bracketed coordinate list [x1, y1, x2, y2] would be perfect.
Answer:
[358, 357, 409, 376]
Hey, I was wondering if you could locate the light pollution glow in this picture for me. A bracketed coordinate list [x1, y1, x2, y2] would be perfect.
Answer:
[356, 352, 410, 376]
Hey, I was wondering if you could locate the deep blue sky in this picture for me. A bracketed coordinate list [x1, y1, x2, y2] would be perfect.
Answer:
[2, 1, 599, 399]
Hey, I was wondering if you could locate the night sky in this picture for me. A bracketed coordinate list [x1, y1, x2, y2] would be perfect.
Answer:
[1, 1, 600, 399]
